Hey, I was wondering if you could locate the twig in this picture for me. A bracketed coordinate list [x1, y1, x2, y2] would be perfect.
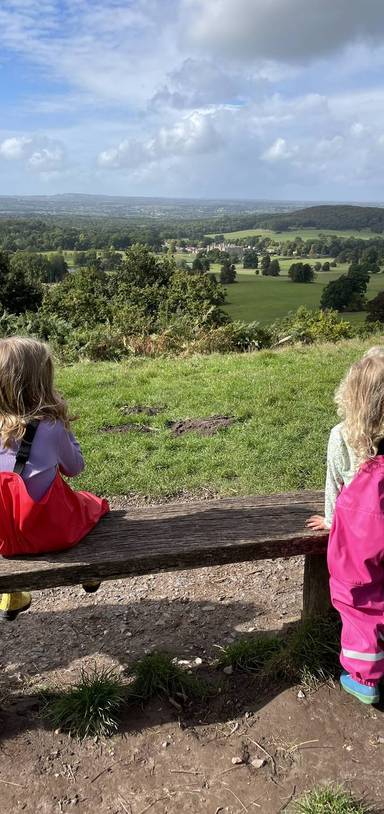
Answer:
[118, 795, 132, 814]
[0, 778, 25, 788]
[138, 794, 173, 814]
[220, 783, 248, 812]
[91, 761, 120, 783]
[244, 736, 276, 775]
[289, 739, 319, 754]
[278, 784, 296, 812]
[170, 769, 202, 775]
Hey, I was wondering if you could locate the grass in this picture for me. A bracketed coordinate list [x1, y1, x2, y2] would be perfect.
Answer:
[211, 227, 376, 242]
[224, 265, 384, 325]
[217, 615, 340, 686]
[44, 666, 125, 739]
[55, 337, 383, 497]
[294, 786, 370, 814]
[127, 651, 208, 703]
[216, 635, 283, 673]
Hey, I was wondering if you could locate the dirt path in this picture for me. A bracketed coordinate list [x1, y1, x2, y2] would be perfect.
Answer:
[1, 552, 384, 812]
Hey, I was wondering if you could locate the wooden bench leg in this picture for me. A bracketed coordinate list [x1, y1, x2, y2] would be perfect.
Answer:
[302, 553, 331, 619]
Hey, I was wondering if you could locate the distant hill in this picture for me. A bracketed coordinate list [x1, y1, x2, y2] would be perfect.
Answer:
[257, 204, 384, 233]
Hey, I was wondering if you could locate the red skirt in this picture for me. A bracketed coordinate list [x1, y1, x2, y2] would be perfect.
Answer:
[0, 471, 109, 557]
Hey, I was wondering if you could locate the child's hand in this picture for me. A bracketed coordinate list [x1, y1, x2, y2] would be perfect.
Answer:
[306, 515, 328, 531]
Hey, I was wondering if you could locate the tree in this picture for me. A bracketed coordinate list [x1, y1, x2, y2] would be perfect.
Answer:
[165, 270, 228, 327]
[243, 249, 258, 270]
[322, 261, 330, 271]
[48, 253, 69, 282]
[10, 251, 51, 284]
[314, 262, 322, 271]
[320, 264, 369, 311]
[192, 254, 210, 273]
[42, 265, 110, 327]
[366, 291, 384, 323]
[219, 260, 237, 284]
[260, 254, 271, 275]
[0, 250, 42, 314]
[268, 259, 280, 277]
[288, 263, 315, 283]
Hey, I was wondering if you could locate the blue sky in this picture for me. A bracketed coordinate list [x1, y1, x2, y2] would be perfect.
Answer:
[1, 0, 384, 200]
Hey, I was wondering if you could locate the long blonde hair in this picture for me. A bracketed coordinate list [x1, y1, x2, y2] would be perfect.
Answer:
[335, 346, 384, 462]
[0, 336, 70, 448]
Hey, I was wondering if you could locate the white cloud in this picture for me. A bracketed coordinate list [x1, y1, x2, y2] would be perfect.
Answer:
[183, 0, 384, 62]
[262, 137, 298, 162]
[0, 134, 65, 171]
[98, 111, 223, 169]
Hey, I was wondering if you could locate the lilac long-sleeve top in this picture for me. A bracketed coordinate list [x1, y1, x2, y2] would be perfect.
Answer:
[0, 420, 84, 501]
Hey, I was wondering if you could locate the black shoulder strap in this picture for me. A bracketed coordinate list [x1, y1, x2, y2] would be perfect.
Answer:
[13, 420, 40, 476]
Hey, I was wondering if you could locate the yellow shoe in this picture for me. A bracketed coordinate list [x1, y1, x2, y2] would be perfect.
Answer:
[82, 581, 101, 594]
[0, 591, 31, 621]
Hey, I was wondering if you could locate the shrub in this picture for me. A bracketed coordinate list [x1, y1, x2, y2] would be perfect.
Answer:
[271, 307, 355, 345]
[294, 785, 369, 814]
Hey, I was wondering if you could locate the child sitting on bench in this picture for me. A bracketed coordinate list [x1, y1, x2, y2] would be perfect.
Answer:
[0, 336, 109, 620]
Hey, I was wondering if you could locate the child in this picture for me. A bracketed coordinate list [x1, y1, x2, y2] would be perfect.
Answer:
[307, 347, 384, 705]
[0, 336, 109, 621]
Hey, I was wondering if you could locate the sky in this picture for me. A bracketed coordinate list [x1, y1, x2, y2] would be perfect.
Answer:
[1, 0, 384, 201]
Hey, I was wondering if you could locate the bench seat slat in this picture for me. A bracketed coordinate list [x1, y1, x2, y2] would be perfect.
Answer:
[0, 491, 328, 591]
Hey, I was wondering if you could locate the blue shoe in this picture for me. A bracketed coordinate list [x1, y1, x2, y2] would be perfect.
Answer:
[340, 671, 380, 705]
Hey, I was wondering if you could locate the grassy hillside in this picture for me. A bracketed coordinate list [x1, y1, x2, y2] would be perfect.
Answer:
[56, 338, 382, 498]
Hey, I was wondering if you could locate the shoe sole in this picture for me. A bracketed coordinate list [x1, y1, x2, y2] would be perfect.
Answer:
[341, 682, 380, 705]
[82, 583, 101, 594]
[0, 599, 31, 622]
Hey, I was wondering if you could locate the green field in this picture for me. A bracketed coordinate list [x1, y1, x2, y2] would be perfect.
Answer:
[56, 338, 382, 498]
[224, 264, 384, 325]
[211, 227, 377, 242]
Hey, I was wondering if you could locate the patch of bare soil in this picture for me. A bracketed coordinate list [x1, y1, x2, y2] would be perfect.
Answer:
[1, 510, 384, 813]
[119, 406, 166, 417]
[166, 415, 236, 436]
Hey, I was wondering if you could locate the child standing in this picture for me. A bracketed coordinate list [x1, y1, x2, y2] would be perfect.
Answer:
[0, 336, 109, 621]
[307, 347, 384, 705]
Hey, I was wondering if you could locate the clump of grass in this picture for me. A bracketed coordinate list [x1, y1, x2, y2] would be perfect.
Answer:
[294, 785, 369, 814]
[127, 651, 208, 704]
[216, 635, 283, 673]
[264, 614, 341, 685]
[215, 615, 340, 688]
[44, 666, 125, 739]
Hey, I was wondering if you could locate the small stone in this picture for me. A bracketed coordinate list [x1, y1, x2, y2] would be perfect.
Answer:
[195, 657, 203, 665]
[223, 665, 233, 676]
[162, 740, 170, 748]
[377, 736, 384, 744]
[231, 756, 243, 765]
[297, 690, 305, 699]
[251, 758, 266, 769]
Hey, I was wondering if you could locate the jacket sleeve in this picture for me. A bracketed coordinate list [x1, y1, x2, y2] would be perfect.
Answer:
[57, 424, 85, 477]
[324, 426, 347, 529]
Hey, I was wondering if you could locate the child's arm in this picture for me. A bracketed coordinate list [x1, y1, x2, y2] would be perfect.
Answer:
[306, 426, 345, 532]
[57, 423, 85, 477]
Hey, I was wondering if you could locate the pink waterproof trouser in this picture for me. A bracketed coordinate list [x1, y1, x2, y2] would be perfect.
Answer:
[328, 457, 384, 686]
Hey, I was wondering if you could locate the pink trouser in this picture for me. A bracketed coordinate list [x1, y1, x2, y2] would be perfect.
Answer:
[327, 459, 384, 686]
[330, 577, 384, 686]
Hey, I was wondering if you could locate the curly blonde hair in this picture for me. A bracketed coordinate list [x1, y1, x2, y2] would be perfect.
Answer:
[335, 346, 384, 462]
[0, 336, 70, 448]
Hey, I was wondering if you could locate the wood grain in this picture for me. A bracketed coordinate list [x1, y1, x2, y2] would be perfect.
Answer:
[0, 491, 328, 591]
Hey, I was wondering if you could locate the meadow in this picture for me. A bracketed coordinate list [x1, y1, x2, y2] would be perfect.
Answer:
[57, 337, 379, 498]
[212, 226, 377, 241]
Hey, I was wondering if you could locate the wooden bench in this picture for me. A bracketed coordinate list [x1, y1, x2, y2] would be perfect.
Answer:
[0, 491, 329, 619]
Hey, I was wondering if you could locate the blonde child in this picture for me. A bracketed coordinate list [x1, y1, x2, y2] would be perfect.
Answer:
[307, 347, 384, 705]
[0, 337, 109, 620]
